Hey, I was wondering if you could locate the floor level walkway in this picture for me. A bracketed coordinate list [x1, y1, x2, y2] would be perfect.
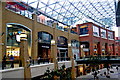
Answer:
[76, 67, 120, 80]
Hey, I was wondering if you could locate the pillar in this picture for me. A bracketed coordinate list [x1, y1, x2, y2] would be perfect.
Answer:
[83, 64, 86, 75]
[89, 24, 94, 55]
[51, 22, 58, 70]
[0, 1, 2, 67]
[20, 39, 31, 79]
[112, 44, 116, 55]
[97, 42, 102, 55]
[1, 2, 7, 68]
[89, 42, 94, 55]
[0, 2, 3, 79]
[68, 27, 72, 58]
[105, 43, 109, 54]
[31, 14, 38, 59]
[68, 28, 76, 79]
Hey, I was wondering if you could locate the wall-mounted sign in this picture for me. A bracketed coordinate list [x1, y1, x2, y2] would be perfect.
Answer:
[79, 25, 89, 35]
[83, 48, 89, 51]
[41, 46, 50, 49]
[39, 43, 51, 49]
[57, 36, 67, 47]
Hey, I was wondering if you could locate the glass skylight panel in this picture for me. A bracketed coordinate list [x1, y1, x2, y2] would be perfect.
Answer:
[23, 0, 116, 27]
[40, 0, 49, 4]
[29, 2, 38, 8]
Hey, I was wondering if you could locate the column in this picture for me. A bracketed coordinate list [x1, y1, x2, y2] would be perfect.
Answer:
[51, 22, 58, 70]
[31, 14, 38, 60]
[112, 44, 116, 55]
[105, 43, 109, 54]
[89, 41, 94, 55]
[2, 2, 7, 56]
[97, 42, 102, 55]
[20, 39, 31, 79]
[0, 1, 2, 67]
[0, 2, 3, 79]
[83, 64, 86, 75]
[89, 24, 94, 55]
[68, 28, 76, 79]
[1, 2, 6, 68]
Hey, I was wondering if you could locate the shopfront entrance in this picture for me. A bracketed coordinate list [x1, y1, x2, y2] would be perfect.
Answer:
[57, 36, 68, 61]
[6, 23, 31, 60]
[38, 32, 52, 62]
[57, 47, 68, 61]
[38, 43, 51, 59]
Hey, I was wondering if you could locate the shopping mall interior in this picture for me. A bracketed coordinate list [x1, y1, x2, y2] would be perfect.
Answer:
[0, 0, 120, 80]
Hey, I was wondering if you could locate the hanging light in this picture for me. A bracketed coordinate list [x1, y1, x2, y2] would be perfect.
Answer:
[68, 43, 72, 47]
[51, 39, 55, 45]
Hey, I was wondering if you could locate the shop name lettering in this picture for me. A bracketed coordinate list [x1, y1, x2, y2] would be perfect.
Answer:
[41, 46, 49, 48]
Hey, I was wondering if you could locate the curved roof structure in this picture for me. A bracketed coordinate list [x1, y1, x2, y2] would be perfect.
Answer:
[21, 0, 116, 28]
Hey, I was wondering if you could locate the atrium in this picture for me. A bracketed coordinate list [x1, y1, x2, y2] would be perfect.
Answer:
[0, 0, 120, 80]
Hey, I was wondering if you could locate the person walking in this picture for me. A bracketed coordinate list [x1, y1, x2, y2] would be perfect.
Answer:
[94, 71, 98, 79]
[116, 66, 119, 71]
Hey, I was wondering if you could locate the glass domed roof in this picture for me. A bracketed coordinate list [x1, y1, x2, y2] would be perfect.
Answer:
[17, 0, 117, 27]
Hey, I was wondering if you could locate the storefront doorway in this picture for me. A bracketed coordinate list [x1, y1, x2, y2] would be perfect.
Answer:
[38, 43, 51, 59]
[57, 36, 68, 61]
[38, 32, 52, 61]
[6, 23, 31, 60]
[57, 47, 68, 61]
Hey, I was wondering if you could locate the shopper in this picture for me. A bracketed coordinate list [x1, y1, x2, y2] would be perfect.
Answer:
[10, 54, 14, 68]
[116, 66, 119, 71]
[37, 56, 41, 64]
[94, 71, 98, 79]
[2, 54, 7, 69]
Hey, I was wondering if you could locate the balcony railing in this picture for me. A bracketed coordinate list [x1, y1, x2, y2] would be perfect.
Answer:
[6, 4, 33, 19]
[57, 57, 70, 62]
[70, 30, 78, 34]
[1, 58, 53, 70]
[79, 55, 120, 61]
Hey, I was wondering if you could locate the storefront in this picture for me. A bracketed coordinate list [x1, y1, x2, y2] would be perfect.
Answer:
[71, 40, 80, 59]
[80, 42, 89, 57]
[38, 32, 52, 59]
[57, 36, 68, 61]
[6, 23, 31, 60]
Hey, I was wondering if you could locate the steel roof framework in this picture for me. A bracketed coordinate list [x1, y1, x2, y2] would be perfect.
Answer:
[21, 0, 116, 28]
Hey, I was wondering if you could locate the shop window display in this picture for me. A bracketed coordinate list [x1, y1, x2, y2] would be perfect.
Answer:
[57, 36, 68, 61]
[38, 32, 52, 44]
[71, 40, 80, 59]
[6, 24, 31, 59]
[38, 32, 52, 60]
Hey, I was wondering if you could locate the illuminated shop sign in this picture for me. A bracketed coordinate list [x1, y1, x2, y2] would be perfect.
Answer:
[39, 43, 50, 49]
[79, 25, 89, 35]
[41, 46, 50, 48]
[57, 36, 67, 47]
[83, 48, 89, 52]
[38, 32, 52, 44]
